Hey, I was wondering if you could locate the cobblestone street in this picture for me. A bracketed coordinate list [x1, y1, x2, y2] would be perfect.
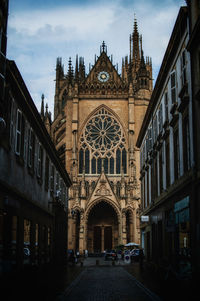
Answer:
[57, 258, 162, 301]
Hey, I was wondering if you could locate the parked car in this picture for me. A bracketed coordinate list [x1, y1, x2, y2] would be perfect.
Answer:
[104, 250, 117, 261]
[130, 249, 140, 262]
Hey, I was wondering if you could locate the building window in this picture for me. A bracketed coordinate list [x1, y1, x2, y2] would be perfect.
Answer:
[158, 104, 163, 134]
[170, 70, 177, 104]
[181, 50, 187, 86]
[28, 128, 35, 169]
[45, 156, 49, 191]
[116, 149, 121, 174]
[173, 128, 180, 181]
[164, 92, 169, 121]
[151, 162, 154, 201]
[79, 148, 84, 174]
[104, 157, 108, 173]
[147, 125, 153, 154]
[24, 219, 31, 265]
[159, 148, 163, 194]
[146, 169, 149, 207]
[143, 175, 146, 209]
[166, 138, 170, 188]
[110, 157, 114, 174]
[153, 116, 158, 144]
[10, 98, 15, 148]
[15, 109, 25, 156]
[97, 157, 102, 174]
[92, 157, 96, 174]
[37, 144, 43, 178]
[154, 156, 158, 198]
[182, 115, 191, 172]
[85, 148, 90, 174]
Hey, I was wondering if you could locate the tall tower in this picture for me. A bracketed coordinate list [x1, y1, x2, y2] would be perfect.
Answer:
[49, 18, 152, 253]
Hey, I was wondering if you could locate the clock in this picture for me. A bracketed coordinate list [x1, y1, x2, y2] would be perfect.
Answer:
[97, 71, 110, 82]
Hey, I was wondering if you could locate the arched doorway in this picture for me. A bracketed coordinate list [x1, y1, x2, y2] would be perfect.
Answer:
[87, 201, 119, 253]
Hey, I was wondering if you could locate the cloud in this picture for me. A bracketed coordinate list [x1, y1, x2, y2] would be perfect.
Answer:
[7, 0, 185, 117]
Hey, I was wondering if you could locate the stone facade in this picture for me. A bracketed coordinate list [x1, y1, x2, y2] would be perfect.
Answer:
[49, 20, 152, 253]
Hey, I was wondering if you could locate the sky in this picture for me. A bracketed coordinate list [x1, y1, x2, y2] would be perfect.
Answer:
[7, 0, 185, 118]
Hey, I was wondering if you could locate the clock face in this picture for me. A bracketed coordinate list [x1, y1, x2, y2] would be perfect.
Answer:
[97, 71, 110, 82]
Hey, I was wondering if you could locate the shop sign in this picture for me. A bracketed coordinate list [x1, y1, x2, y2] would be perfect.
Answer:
[141, 215, 149, 222]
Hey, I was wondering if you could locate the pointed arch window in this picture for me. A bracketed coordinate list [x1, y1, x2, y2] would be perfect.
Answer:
[97, 158, 102, 174]
[79, 148, 83, 173]
[104, 158, 108, 173]
[122, 148, 127, 173]
[110, 157, 114, 174]
[116, 149, 121, 174]
[92, 157, 96, 174]
[85, 148, 90, 173]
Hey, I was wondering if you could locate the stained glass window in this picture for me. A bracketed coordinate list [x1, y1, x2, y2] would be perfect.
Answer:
[110, 157, 114, 174]
[92, 157, 96, 174]
[104, 158, 108, 174]
[85, 149, 90, 173]
[79, 107, 127, 174]
[97, 158, 102, 174]
[122, 148, 127, 173]
[79, 148, 83, 173]
[116, 149, 121, 174]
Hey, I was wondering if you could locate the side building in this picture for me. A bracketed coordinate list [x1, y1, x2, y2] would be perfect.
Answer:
[186, 0, 200, 280]
[0, 59, 71, 276]
[136, 7, 194, 278]
[0, 0, 9, 135]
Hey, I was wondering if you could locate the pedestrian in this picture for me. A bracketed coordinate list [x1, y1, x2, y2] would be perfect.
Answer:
[139, 248, 144, 269]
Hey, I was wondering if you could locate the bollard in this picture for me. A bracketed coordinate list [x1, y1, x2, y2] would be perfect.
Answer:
[112, 260, 115, 266]
[80, 261, 83, 267]
[96, 259, 99, 266]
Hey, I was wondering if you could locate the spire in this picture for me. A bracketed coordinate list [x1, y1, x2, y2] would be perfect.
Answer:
[45, 103, 48, 117]
[132, 15, 140, 63]
[68, 57, 74, 83]
[56, 57, 64, 78]
[100, 41, 107, 54]
[79, 57, 85, 80]
[133, 14, 138, 35]
[75, 54, 79, 82]
[40, 94, 45, 120]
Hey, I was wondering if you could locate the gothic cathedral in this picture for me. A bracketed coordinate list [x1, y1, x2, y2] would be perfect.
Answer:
[46, 19, 152, 253]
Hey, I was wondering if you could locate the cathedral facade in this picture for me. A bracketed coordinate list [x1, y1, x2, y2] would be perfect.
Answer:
[49, 20, 152, 253]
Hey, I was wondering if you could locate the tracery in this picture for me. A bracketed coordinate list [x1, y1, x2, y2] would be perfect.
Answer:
[79, 107, 127, 175]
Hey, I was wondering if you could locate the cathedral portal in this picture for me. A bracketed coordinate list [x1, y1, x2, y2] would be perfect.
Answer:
[48, 18, 153, 254]
[87, 201, 119, 253]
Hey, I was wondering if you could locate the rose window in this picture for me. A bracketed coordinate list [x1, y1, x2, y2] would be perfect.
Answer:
[79, 108, 127, 175]
[85, 114, 122, 153]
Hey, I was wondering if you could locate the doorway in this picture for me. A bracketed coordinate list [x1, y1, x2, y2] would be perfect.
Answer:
[87, 201, 118, 253]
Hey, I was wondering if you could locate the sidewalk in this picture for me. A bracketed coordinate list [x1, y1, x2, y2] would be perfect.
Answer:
[124, 261, 194, 301]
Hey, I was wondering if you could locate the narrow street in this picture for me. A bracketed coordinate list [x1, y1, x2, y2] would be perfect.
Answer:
[56, 257, 162, 301]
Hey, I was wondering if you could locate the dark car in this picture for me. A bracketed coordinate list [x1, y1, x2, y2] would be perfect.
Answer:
[104, 250, 117, 261]
[130, 249, 140, 262]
